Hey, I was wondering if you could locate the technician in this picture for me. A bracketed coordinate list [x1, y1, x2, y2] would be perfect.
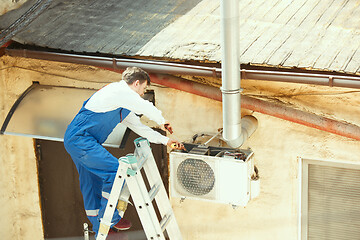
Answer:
[64, 67, 182, 236]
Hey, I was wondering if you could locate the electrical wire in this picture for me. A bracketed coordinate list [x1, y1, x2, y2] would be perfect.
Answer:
[0, 66, 174, 88]
[0, 66, 112, 84]
[0, 67, 15, 71]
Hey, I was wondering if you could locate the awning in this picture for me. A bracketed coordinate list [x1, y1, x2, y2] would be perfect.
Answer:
[0, 82, 144, 148]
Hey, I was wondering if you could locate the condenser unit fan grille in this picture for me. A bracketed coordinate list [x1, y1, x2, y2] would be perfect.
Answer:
[177, 158, 215, 196]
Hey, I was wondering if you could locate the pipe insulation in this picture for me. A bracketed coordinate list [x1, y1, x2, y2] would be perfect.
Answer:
[220, 0, 257, 148]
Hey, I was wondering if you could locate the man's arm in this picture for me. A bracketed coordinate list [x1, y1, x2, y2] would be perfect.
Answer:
[84, 81, 166, 125]
[122, 112, 169, 145]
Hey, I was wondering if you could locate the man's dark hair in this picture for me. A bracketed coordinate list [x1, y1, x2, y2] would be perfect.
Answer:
[122, 67, 150, 85]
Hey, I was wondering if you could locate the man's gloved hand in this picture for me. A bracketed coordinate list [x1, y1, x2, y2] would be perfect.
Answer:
[162, 122, 186, 150]
[167, 139, 185, 150]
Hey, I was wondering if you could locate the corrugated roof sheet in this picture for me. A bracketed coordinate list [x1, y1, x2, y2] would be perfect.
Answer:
[1, 0, 360, 75]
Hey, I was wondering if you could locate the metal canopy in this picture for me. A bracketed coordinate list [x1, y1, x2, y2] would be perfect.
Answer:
[0, 83, 129, 148]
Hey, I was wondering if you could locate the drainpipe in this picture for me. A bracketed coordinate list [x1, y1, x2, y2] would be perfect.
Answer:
[220, 0, 257, 148]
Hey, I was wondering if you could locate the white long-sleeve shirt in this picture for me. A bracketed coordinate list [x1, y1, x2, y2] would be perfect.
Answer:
[84, 80, 169, 145]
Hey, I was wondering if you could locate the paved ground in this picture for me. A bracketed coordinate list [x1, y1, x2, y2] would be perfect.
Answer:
[46, 230, 147, 240]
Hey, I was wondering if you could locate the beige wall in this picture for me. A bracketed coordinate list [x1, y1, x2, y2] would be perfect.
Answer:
[160, 78, 360, 240]
[0, 56, 43, 240]
[1, 55, 360, 239]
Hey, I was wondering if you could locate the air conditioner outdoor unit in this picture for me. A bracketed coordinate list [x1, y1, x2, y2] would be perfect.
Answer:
[170, 145, 259, 207]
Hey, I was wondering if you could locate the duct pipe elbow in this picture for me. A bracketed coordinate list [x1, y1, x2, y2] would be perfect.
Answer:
[225, 115, 258, 148]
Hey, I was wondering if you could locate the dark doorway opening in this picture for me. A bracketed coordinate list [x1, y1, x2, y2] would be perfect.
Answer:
[36, 130, 168, 239]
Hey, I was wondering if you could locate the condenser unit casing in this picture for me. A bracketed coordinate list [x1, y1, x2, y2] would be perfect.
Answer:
[170, 147, 257, 207]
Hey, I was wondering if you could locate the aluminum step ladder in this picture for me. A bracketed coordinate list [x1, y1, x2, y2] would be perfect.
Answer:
[96, 138, 183, 240]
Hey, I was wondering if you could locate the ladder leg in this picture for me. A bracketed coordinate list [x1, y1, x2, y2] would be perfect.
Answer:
[96, 159, 128, 240]
[135, 138, 183, 240]
[126, 154, 166, 240]
[84, 223, 89, 240]
[96, 139, 182, 240]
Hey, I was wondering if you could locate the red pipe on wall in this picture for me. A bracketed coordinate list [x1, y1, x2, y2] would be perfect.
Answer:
[99, 67, 222, 101]
[8, 51, 360, 141]
[240, 96, 360, 141]
[0, 41, 12, 56]
[147, 73, 360, 141]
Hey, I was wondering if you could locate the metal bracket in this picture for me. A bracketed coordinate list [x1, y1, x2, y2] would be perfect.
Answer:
[329, 76, 334, 87]
[220, 87, 243, 94]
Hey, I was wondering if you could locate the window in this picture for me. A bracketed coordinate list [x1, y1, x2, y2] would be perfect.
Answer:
[300, 158, 360, 240]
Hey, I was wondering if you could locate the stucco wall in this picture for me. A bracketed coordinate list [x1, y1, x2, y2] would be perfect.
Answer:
[158, 77, 360, 240]
[1, 55, 360, 240]
[0, 56, 43, 240]
[173, 113, 360, 240]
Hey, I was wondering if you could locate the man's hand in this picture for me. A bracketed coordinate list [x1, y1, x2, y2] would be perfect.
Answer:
[161, 122, 173, 134]
[167, 139, 185, 150]
[162, 122, 186, 150]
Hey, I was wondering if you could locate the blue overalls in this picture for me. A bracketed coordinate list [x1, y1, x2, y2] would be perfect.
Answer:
[64, 98, 130, 234]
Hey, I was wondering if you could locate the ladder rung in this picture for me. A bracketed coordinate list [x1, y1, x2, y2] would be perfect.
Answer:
[160, 214, 172, 232]
[149, 184, 160, 202]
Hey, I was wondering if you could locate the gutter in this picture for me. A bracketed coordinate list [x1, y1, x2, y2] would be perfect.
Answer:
[5, 48, 360, 89]
[4, 48, 360, 141]
[242, 69, 360, 89]
[5, 48, 221, 77]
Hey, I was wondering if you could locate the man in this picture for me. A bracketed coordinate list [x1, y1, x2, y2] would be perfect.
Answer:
[64, 67, 182, 236]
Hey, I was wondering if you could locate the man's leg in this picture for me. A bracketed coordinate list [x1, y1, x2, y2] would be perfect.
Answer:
[79, 143, 126, 233]
[74, 161, 103, 233]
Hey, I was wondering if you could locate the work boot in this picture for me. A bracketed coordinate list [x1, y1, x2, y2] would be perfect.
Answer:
[107, 229, 129, 240]
[112, 218, 132, 231]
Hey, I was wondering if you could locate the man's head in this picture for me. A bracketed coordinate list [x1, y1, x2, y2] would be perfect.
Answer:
[122, 67, 150, 96]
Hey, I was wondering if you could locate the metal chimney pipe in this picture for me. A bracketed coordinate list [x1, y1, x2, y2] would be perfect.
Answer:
[221, 0, 257, 148]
